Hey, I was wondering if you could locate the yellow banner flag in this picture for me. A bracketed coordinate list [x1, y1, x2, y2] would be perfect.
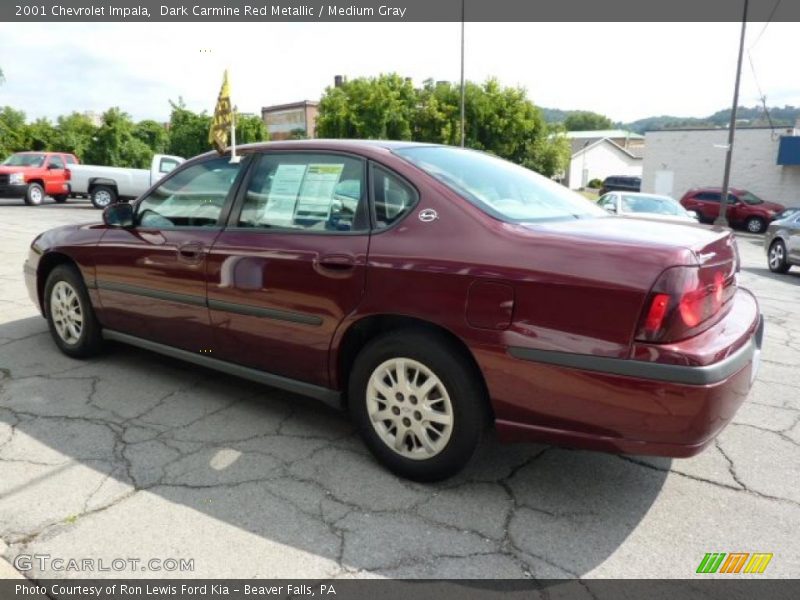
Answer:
[209, 70, 233, 154]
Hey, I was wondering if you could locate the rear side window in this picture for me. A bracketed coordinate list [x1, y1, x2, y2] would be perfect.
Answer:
[696, 192, 720, 202]
[48, 155, 64, 169]
[372, 165, 417, 229]
[238, 153, 368, 232]
[64, 155, 76, 165]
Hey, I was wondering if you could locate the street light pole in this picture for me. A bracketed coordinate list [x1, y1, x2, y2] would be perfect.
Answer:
[716, 0, 749, 227]
[459, 0, 465, 147]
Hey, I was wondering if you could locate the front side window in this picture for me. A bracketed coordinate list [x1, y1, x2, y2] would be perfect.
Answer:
[238, 153, 367, 232]
[136, 157, 242, 228]
[395, 146, 605, 223]
[739, 191, 764, 205]
[48, 155, 64, 169]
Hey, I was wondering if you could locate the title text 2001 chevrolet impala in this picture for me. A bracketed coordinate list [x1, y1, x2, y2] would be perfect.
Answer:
[24, 141, 763, 481]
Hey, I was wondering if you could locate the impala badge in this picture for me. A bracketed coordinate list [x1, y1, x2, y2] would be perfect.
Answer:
[419, 208, 438, 222]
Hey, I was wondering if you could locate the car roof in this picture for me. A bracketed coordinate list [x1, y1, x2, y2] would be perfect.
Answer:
[191, 139, 447, 162]
[689, 186, 747, 194]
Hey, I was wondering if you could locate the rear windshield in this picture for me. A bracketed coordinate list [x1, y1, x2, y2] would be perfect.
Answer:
[621, 194, 685, 215]
[2, 153, 45, 167]
[394, 146, 605, 223]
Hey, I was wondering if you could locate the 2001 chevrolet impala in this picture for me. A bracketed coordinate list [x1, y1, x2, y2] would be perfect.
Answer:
[24, 141, 763, 481]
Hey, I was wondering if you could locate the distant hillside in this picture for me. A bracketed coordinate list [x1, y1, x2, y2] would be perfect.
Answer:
[542, 105, 800, 134]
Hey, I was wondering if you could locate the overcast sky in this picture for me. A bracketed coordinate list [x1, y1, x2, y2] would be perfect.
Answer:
[0, 21, 797, 124]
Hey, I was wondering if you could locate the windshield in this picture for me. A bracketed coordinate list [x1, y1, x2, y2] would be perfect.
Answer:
[2, 153, 45, 167]
[620, 194, 686, 216]
[739, 191, 764, 205]
[394, 146, 606, 223]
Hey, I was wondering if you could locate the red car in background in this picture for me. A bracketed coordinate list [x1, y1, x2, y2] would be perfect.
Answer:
[0, 151, 78, 205]
[680, 187, 785, 233]
[23, 141, 763, 481]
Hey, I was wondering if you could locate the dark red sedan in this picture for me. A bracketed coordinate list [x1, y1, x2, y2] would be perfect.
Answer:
[24, 141, 763, 481]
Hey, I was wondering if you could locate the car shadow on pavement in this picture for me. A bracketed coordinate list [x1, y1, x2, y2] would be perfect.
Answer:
[742, 266, 800, 286]
[0, 315, 669, 578]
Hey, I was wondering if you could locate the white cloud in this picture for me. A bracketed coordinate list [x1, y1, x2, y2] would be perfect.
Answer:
[0, 21, 797, 123]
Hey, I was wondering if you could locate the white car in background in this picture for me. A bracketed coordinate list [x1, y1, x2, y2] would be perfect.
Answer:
[69, 154, 184, 209]
[599, 191, 700, 224]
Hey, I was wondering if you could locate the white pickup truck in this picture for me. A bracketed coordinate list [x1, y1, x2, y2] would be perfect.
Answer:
[69, 154, 184, 209]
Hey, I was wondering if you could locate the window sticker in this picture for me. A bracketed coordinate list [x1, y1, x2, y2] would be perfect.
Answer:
[264, 163, 307, 224]
[294, 163, 345, 220]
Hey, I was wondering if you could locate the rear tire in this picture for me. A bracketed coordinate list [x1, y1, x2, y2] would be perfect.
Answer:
[91, 186, 117, 209]
[24, 183, 45, 206]
[44, 264, 104, 358]
[348, 330, 486, 481]
[768, 240, 790, 274]
[746, 217, 766, 234]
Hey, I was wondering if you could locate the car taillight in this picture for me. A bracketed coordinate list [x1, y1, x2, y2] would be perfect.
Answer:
[636, 262, 736, 343]
[64, 168, 71, 181]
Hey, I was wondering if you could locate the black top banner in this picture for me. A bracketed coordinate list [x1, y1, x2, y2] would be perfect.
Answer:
[2, 0, 799, 22]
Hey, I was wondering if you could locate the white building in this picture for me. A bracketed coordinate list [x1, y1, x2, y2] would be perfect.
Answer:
[563, 130, 644, 189]
[642, 126, 800, 205]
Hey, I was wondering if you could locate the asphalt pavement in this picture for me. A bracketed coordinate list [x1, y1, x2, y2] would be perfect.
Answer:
[0, 196, 798, 578]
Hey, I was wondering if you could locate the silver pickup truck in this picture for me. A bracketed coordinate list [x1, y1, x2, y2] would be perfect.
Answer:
[69, 154, 184, 209]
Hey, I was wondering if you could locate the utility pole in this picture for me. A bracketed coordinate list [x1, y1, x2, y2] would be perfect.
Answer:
[716, 0, 748, 227]
[459, 0, 465, 147]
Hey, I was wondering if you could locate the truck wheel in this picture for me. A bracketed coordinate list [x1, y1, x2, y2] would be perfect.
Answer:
[53, 194, 68, 203]
[348, 330, 487, 481]
[91, 186, 117, 209]
[24, 183, 45, 206]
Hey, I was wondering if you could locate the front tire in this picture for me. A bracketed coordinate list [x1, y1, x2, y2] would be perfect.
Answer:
[91, 185, 117, 209]
[768, 240, 790, 273]
[44, 264, 104, 358]
[348, 330, 486, 481]
[746, 217, 766, 234]
[24, 183, 45, 206]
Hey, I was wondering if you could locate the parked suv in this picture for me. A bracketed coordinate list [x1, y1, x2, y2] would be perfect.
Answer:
[680, 187, 785, 233]
[599, 175, 641, 194]
[0, 151, 78, 205]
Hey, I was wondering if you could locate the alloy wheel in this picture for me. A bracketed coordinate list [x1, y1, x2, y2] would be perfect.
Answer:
[50, 281, 83, 344]
[769, 242, 785, 270]
[366, 357, 454, 460]
[94, 190, 112, 207]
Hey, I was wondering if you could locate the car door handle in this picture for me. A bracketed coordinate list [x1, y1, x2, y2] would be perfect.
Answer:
[317, 254, 355, 271]
[177, 242, 204, 260]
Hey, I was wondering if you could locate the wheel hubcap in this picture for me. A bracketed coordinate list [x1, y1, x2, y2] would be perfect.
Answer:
[770, 244, 784, 268]
[31, 188, 42, 202]
[50, 281, 83, 344]
[95, 191, 112, 207]
[748, 220, 761, 232]
[366, 358, 454, 460]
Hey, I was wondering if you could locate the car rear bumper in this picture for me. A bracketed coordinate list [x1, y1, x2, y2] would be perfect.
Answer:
[484, 289, 762, 457]
[0, 184, 27, 198]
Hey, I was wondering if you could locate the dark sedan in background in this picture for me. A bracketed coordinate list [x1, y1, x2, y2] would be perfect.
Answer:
[24, 140, 762, 481]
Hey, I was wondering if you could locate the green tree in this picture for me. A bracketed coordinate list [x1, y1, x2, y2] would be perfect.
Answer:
[167, 99, 212, 158]
[133, 119, 170, 154]
[235, 113, 268, 144]
[83, 107, 151, 168]
[563, 111, 613, 131]
[53, 112, 97, 159]
[317, 75, 570, 177]
[0, 106, 28, 158]
[316, 73, 417, 140]
[26, 118, 57, 151]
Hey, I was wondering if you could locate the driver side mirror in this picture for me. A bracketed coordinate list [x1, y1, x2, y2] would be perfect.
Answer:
[103, 202, 134, 228]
